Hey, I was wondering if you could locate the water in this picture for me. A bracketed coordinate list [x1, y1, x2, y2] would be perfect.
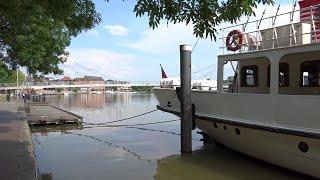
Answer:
[32, 93, 310, 180]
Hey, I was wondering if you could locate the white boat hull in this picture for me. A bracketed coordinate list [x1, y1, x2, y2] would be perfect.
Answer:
[196, 119, 320, 178]
[154, 88, 320, 178]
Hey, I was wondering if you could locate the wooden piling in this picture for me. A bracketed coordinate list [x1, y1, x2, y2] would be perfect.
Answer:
[180, 44, 192, 153]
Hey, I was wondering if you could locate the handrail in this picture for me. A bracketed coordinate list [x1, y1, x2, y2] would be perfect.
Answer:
[219, 31, 320, 49]
[220, 5, 317, 31]
[219, 4, 320, 55]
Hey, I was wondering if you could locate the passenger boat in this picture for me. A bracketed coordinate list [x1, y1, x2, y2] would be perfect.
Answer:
[154, 1, 320, 178]
[160, 77, 217, 91]
[90, 91, 103, 94]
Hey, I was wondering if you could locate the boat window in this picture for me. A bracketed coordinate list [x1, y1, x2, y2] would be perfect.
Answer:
[301, 60, 320, 87]
[267, 63, 289, 87]
[241, 65, 258, 87]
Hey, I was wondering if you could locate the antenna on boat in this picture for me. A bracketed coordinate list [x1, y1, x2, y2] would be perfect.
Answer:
[290, 0, 298, 45]
[271, 3, 281, 47]
[257, 7, 267, 29]
[290, 0, 298, 22]
[243, 15, 251, 32]
[272, 4, 281, 26]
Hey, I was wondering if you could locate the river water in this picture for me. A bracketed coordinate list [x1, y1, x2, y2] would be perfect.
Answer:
[31, 93, 311, 180]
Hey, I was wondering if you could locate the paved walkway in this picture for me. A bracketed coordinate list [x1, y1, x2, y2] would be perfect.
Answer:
[0, 102, 37, 180]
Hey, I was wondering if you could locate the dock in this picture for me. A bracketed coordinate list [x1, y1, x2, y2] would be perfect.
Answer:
[30, 124, 84, 135]
[0, 102, 38, 180]
[27, 103, 83, 126]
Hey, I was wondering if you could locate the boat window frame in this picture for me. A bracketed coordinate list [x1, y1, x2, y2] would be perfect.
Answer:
[300, 60, 320, 87]
[240, 65, 259, 87]
[267, 63, 289, 87]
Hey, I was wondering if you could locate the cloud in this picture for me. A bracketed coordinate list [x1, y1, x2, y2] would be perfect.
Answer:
[62, 48, 135, 80]
[84, 29, 99, 37]
[220, 4, 298, 32]
[120, 4, 297, 55]
[103, 25, 129, 36]
[121, 23, 198, 54]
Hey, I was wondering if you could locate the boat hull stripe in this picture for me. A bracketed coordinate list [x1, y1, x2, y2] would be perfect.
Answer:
[157, 105, 320, 139]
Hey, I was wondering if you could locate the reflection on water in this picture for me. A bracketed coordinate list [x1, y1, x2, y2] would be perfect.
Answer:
[41, 173, 53, 180]
[32, 94, 311, 180]
[46, 93, 151, 109]
[31, 125, 84, 136]
[46, 94, 108, 108]
[155, 145, 310, 180]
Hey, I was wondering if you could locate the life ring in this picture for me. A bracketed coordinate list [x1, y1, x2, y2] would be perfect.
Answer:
[226, 30, 243, 51]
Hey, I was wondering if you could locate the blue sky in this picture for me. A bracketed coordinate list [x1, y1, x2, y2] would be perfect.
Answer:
[60, 0, 295, 81]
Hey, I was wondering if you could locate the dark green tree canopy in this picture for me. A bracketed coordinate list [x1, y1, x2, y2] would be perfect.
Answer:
[0, 0, 273, 75]
[134, 0, 274, 40]
[0, 63, 25, 84]
[0, 0, 101, 75]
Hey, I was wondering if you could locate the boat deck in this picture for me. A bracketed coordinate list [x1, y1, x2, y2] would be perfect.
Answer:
[27, 103, 83, 126]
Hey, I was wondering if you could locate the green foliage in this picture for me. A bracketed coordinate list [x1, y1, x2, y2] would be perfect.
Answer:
[0, 0, 101, 75]
[131, 86, 153, 93]
[223, 76, 234, 85]
[56, 88, 63, 93]
[0, 63, 25, 83]
[134, 0, 274, 40]
[72, 87, 80, 93]
[111, 87, 118, 92]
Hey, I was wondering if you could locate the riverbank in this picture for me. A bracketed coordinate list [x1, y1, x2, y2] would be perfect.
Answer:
[0, 101, 38, 180]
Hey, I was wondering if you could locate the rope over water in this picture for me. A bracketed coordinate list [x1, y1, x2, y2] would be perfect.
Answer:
[84, 119, 180, 128]
[83, 109, 159, 125]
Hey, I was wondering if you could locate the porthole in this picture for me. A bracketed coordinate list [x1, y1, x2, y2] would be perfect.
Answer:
[213, 122, 218, 128]
[235, 128, 240, 135]
[298, 141, 309, 153]
[167, 101, 171, 107]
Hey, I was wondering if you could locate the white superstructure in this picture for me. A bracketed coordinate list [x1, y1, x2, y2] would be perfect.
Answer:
[160, 78, 217, 91]
[154, 1, 320, 178]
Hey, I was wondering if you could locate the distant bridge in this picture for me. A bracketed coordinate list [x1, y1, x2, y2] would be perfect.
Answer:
[0, 81, 159, 90]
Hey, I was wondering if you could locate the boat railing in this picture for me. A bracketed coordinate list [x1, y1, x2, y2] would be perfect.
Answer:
[219, 5, 320, 55]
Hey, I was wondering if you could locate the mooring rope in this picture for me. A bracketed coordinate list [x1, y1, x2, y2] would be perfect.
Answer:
[81, 124, 202, 142]
[83, 109, 159, 125]
[84, 118, 180, 128]
[127, 126, 181, 136]
[125, 127, 202, 142]
[83, 93, 179, 126]
[67, 132, 151, 162]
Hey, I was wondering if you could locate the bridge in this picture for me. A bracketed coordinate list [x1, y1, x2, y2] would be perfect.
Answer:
[0, 81, 159, 91]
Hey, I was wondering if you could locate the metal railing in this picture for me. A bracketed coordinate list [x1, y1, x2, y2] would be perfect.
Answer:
[0, 81, 159, 88]
[220, 5, 320, 55]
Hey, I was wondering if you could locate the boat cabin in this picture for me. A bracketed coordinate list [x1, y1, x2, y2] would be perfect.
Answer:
[153, 2, 320, 177]
[218, 0, 320, 96]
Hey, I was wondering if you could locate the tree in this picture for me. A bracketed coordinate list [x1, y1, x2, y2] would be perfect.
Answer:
[134, 0, 274, 40]
[223, 76, 234, 85]
[0, 63, 25, 84]
[0, 0, 101, 75]
[0, 0, 274, 76]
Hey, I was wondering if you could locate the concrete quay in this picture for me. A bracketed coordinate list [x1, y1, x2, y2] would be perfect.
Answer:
[0, 102, 38, 180]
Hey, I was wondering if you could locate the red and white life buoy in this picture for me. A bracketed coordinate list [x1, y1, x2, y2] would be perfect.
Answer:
[226, 30, 243, 51]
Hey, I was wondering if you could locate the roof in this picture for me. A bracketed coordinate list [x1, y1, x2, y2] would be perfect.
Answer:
[83, 75, 104, 81]
[74, 78, 83, 81]
[61, 76, 72, 81]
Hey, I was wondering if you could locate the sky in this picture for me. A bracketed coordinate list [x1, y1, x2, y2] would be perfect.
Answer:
[58, 0, 296, 82]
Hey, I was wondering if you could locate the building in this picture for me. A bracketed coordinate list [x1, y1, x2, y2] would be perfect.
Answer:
[60, 76, 72, 82]
[73, 75, 105, 91]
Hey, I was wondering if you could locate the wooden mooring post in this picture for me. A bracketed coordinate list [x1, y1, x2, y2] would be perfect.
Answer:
[180, 44, 192, 153]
